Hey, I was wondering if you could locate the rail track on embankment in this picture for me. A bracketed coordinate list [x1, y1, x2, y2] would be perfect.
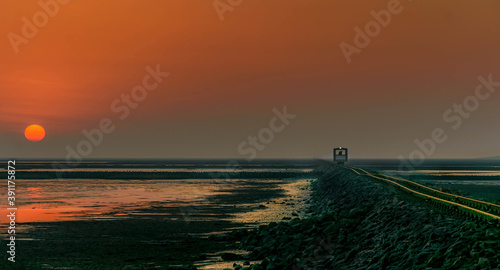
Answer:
[344, 166, 500, 226]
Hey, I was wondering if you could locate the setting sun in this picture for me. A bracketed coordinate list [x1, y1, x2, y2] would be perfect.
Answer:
[25, 124, 46, 142]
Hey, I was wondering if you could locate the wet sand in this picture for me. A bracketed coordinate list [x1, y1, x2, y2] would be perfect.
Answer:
[2, 178, 313, 269]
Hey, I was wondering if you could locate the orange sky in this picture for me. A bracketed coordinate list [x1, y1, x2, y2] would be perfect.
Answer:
[1, 0, 500, 159]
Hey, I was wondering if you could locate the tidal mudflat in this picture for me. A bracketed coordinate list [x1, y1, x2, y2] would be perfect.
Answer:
[0, 160, 315, 269]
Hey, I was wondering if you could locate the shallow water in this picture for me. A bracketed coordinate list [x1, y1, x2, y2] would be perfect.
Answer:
[382, 169, 500, 176]
[348, 159, 500, 202]
[0, 178, 311, 224]
[380, 168, 500, 201]
[0, 160, 318, 268]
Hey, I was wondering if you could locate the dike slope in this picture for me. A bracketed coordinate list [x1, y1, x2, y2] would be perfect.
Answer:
[231, 164, 500, 269]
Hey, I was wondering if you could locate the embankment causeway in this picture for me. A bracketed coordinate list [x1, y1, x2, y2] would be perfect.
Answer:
[230, 164, 500, 269]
